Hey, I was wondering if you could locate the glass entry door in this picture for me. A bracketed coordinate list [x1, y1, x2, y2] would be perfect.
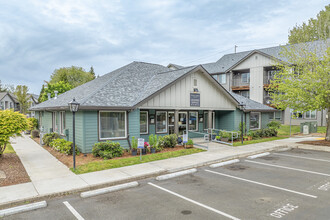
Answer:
[168, 112, 175, 134]
[178, 112, 187, 135]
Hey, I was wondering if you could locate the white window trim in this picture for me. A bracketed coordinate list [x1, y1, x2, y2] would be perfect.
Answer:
[304, 110, 317, 119]
[52, 112, 57, 133]
[250, 112, 261, 130]
[140, 111, 149, 134]
[188, 111, 198, 132]
[99, 111, 127, 140]
[59, 111, 65, 135]
[156, 111, 168, 134]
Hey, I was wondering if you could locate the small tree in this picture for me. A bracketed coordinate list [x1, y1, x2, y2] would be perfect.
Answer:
[14, 85, 31, 114]
[269, 44, 330, 141]
[39, 81, 73, 102]
[0, 110, 28, 156]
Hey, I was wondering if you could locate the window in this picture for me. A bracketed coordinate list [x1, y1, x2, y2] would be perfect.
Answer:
[52, 112, 57, 132]
[219, 74, 226, 84]
[241, 72, 250, 83]
[212, 75, 218, 81]
[99, 111, 126, 139]
[292, 111, 303, 119]
[250, 112, 260, 129]
[60, 111, 66, 135]
[269, 111, 282, 120]
[156, 111, 167, 133]
[189, 112, 198, 131]
[140, 111, 148, 134]
[305, 110, 316, 119]
[193, 78, 198, 87]
[240, 91, 250, 98]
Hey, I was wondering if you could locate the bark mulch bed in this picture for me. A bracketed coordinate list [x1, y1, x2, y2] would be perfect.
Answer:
[298, 139, 330, 147]
[32, 137, 187, 168]
[0, 153, 30, 187]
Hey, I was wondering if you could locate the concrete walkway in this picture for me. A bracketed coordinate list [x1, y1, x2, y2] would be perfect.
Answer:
[0, 135, 319, 206]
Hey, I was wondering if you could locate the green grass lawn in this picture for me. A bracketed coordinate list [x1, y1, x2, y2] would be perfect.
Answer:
[3, 144, 15, 154]
[233, 137, 287, 147]
[72, 148, 205, 174]
[278, 125, 326, 136]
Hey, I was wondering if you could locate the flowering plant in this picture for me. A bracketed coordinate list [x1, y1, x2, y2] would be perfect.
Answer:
[144, 142, 149, 148]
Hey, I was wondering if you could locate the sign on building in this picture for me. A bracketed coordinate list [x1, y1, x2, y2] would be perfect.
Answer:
[190, 93, 200, 107]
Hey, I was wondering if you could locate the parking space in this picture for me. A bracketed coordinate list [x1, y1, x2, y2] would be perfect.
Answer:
[3, 149, 330, 220]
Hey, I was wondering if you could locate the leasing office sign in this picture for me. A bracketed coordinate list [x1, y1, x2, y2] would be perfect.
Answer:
[190, 93, 200, 107]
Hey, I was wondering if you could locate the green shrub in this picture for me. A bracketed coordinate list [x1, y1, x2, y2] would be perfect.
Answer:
[248, 128, 278, 139]
[131, 136, 138, 150]
[92, 141, 123, 159]
[49, 138, 79, 155]
[27, 117, 38, 130]
[149, 134, 157, 148]
[267, 120, 281, 130]
[154, 136, 164, 152]
[187, 139, 193, 145]
[42, 132, 60, 146]
[162, 134, 177, 148]
[31, 130, 39, 138]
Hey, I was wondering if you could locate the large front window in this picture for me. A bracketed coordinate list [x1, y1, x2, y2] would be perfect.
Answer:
[99, 111, 126, 139]
[140, 111, 148, 134]
[189, 112, 198, 131]
[156, 111, 167, 133]
[250, 112, 260, 129]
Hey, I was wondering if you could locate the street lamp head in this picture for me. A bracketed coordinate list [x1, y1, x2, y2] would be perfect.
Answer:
[68, 98, 80, 112]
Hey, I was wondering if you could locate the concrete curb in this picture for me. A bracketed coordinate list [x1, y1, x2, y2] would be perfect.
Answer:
[156, 168, 197, 181]
[0, 201, 47, 217]
[80, 181, 139, 198]
[293, 145, 330, 153]
[209, 159, 240, 168]
[247, 152, 270, 159]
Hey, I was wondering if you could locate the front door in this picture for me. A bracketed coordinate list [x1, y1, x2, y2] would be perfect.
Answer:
[178, 112, 187, 135]
[168, 112, 175, 134]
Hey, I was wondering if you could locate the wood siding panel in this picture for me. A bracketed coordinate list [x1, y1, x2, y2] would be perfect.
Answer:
[141, 71, 236, 110]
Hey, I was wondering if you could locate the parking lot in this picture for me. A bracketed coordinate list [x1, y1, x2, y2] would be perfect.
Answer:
[4, 148, 330, 220]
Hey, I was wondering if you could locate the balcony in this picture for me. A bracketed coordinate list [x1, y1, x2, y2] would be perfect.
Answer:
[231, 72, 250, 91]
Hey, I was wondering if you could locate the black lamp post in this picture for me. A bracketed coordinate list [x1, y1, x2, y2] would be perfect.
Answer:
[238, 102, 246, 144]
[68, 98, 80, 169]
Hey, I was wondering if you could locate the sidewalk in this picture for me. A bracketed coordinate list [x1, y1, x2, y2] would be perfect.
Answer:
[0, 135, 319, 207]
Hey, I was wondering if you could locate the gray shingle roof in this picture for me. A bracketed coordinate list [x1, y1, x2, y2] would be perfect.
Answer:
[229, 92, 276, 112]
[30, 62, 198, 110]
[203, 39, 329, 74]
[167, 63, 184, 70]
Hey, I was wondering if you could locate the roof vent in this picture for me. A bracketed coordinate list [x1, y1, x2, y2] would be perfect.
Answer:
[47, 93, 51, 100]
[54, 91, 58, 99]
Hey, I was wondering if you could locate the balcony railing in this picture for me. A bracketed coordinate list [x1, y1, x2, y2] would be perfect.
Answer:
[232, 78, 250, 87]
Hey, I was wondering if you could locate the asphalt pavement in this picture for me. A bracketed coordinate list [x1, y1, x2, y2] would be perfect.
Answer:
[4, 148, 330, 220]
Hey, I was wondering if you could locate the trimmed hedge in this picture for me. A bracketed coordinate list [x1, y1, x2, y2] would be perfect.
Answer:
[249, 128, 278, 139]
[92, 141, 123, 159]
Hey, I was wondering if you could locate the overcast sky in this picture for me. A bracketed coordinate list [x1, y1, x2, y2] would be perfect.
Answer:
[0, 0, 327, 94]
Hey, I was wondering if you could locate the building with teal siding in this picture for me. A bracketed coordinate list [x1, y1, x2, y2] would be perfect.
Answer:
[30, 62, 276, 153]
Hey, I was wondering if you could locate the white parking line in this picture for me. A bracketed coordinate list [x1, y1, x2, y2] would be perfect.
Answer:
[148, 182, 240, 220]
[204, 169, 317, 199]
[273, 153, 330, 163]
[245, 160, 330, 177]
[63, 201, 85, 220]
